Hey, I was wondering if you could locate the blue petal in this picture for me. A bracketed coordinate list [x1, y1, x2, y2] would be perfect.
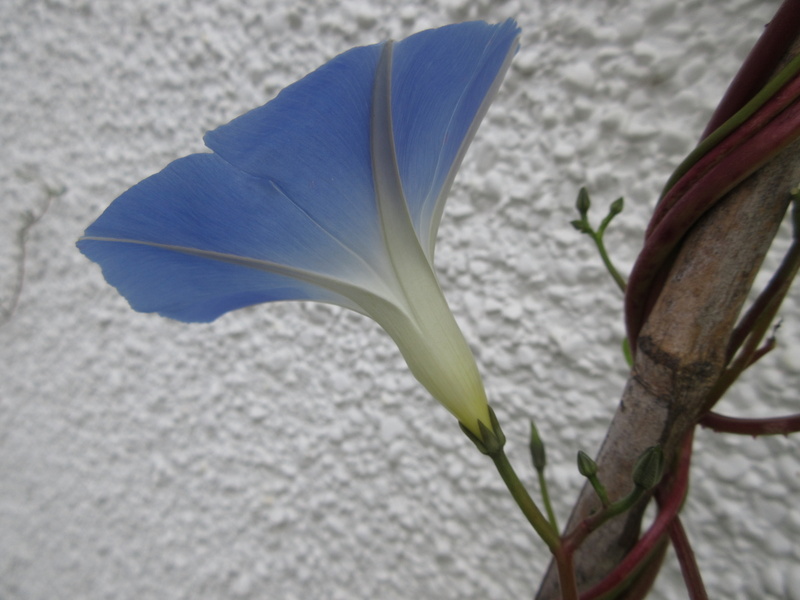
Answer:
[78, 21, 519, 323]
[78, 242, 354, 322]
[204, 43, 387, 268]
[78, 153, 377, 321]
[391, 19, 520, 258]
[206, 20, 519, 262]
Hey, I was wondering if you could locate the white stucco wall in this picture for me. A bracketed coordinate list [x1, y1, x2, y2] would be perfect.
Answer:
[2, 0, 798, 598]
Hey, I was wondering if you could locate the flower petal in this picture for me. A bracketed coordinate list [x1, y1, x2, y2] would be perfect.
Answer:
[77, 242, 357, 322]
[78, 153, 388, 321]
[203, 43, 388, 270]
[78, 20, 519, 331]
[390, 19, 520, 259]
[368, 41, 491, 434]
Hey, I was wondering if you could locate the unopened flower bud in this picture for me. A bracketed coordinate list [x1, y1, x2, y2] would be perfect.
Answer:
[577, 450, 598, 478]
[632, 446, 665, 490]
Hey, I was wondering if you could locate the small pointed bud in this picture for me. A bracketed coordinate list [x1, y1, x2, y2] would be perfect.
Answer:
[578, 451, 610, 507]
[609, 196, 624, 217]
[529, 421, 546, 471]
[632, 445, 665, 490]
[576, 187, 591, 216]
[577, 450, 598, 478]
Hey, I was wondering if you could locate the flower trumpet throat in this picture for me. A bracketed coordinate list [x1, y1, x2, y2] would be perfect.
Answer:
[368, 39, 491, 436]
[77, 20, 520, 437]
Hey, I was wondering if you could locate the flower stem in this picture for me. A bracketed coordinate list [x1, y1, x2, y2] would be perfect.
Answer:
[590, 231, 627, 293]
[668, 515, 708, 600]
[663, 52, 800, 197]
[490, 450, 578, 600]
[579, 434, 693, 599]
[462, 411, 578, 598]
[537, 468, 559, 531]
[699, 411, 800, 435]
[490, 449, 560, 551]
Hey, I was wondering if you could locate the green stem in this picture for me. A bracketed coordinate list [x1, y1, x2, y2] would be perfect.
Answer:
[491, 449, 560, 551]
[536, 469, 559, 531]
[563, 486, 647, 555]
[591, 232, 627, 293]
[463, 412, 578, 598]
[586, 473, 611, 508]
[552, 547, 579, 600]
[490, 451, 578, 599]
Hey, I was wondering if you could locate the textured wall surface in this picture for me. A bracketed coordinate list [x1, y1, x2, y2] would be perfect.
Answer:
[2, 0, 798, 598]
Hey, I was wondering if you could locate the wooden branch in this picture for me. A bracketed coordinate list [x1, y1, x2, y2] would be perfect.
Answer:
[536, 9, 800, 594]
[536, 140, 800, 598]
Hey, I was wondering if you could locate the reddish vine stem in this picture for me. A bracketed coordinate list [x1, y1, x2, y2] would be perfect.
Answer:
[703, 0, 800, 137]
[541, 7, 800, 596]
[625, 3, 800, 348]
[648, 73, 800, 236]
[664, 515, 707, 599]
[577, 434, 694, 599]
[625, 88, 800, 347]
[726, 201, 800, 363]
[699, 411, 800, 435]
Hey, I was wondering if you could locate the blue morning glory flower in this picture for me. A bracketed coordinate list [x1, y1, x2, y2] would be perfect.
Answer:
[78, 19, 520, 437]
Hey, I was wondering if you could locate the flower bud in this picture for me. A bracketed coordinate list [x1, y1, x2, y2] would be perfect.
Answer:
[632, 445, 665, 490]
[577, 450, 598, 478]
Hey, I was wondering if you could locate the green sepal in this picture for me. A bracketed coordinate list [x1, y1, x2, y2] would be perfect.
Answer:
[571, 219, 593, 234]
[485, 405, 506, 451]
[460, 405, 505, 456]
[460, 421, 490, 455]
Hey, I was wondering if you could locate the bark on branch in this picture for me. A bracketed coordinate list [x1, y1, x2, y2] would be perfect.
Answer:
[537, 137, 800, 599]
[536, 5, 800, 594]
